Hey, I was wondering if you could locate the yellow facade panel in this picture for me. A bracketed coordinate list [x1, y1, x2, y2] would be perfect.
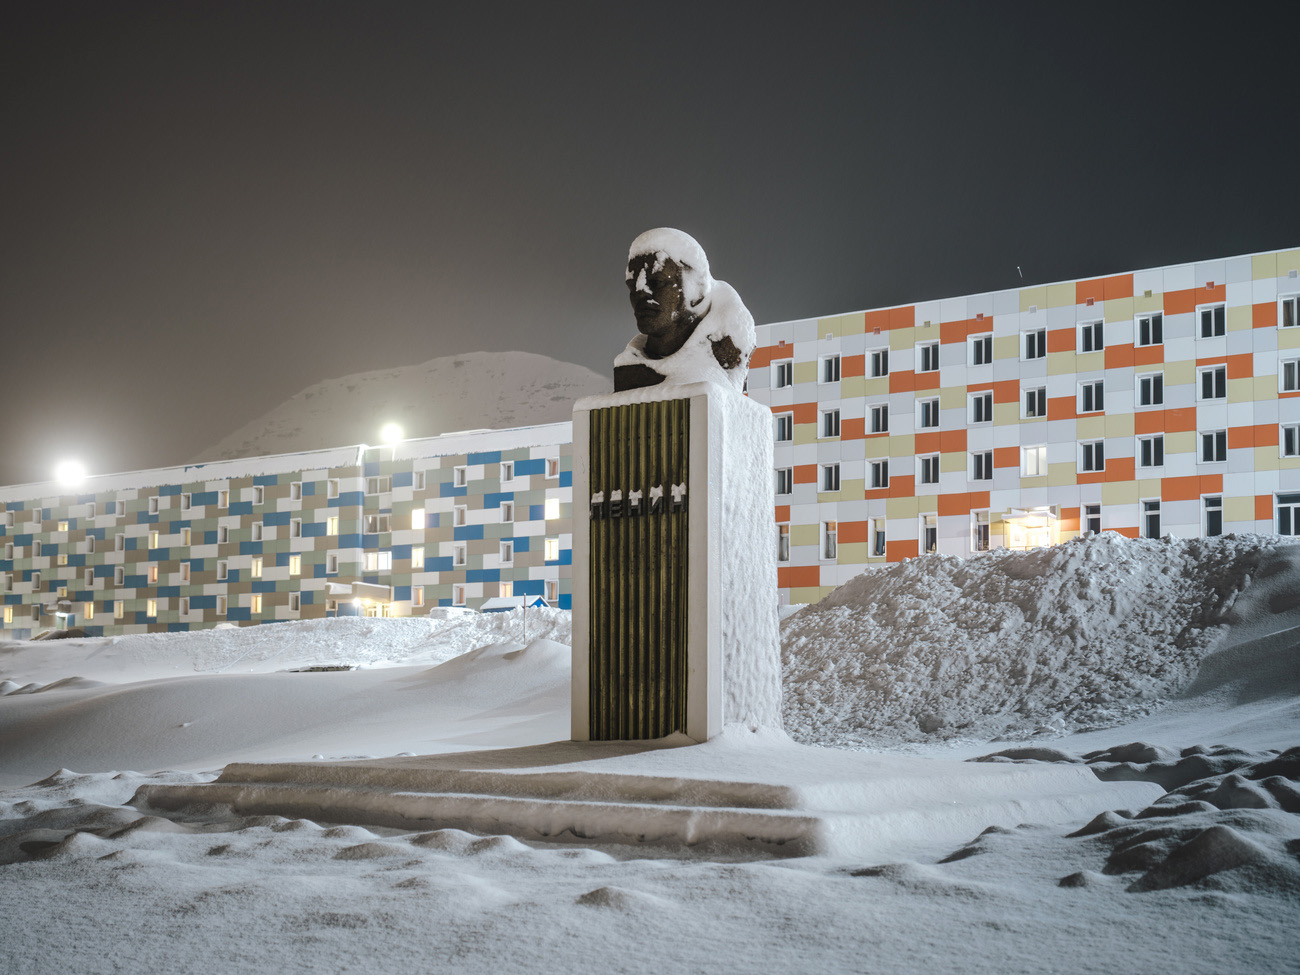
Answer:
[1224, 496, 1255, 521]
[1104, 413, 1135, 437]
[792, 360, 818, 385]
[836, 542, 869, 563]
[1136, 478, 1161, 497]
[1046, 283, 1074, 308]
[791, 524, 819, 547]
[1105, 297, 1134, 323]
[1076, 415, 1106, 439]
[1019, 475, 1048, 490]
[862, 377, 890, 397]
[1252, 253, 1278, 280]
[1164, 360, 1195, 385]
[1278, 328, 1300, 351]
[1277, 249, 1300, 277]
[1226, 305, 1252, 332]
[939, 385, 966, 409]
[1134, 293, 1164, 314]
[793, 423, 817, 445]
[993, 335, 1019, 360]
[1167, 431, 1196, 456]
[1228, 378, 1256, 404]
[888, 434, 916, 458]
[940, 451, 966, 473]
[917, 495, 939, 513]
[841, 376, 866, 399]
[864, 437, 889, 459]
[1019, 286, 1047, 312]
[993, 403, 1020, 426]
[886, 496, 919, 519]
[790, 586, 823, 605]
[1048, 352, 1078, 376]
[890, 327, 917, 352]
[1075, 351, 1104, 373]
[1047, 462, 1076, 487]
[1101, 481, 1139, 505]
[1253, 448, 1280, 472]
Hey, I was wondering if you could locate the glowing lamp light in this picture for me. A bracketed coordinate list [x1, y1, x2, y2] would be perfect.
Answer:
[53, 459, 87, 489]
[379, 423, 404, 445]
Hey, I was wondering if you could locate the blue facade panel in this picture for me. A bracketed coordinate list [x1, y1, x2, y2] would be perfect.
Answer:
[392, 472, 413, 488]
[392, 544, 412, 560]
[254, 475, 279, 486]
[159, 484, 181, 496]
[239, 541, 263, 556]
[453, 525, 484, 541]
[559, 470, 572, 487]
[467, 568, 499, 584]
[263, 511, 290, 527]
[514, 459, 545, 476]
[529, 504, 544, 521]
[330, 492, 364, 508]
[439, 483, 467, 498]
[394, 585, 411, 601]
[428, 556, 453, 572]
[302, 522, 327, 538]
[513, 579, 544, 596]
[192, 491, 219, 507]
[338, 533, 363, 549]
[467, 451, 501, 465]
[483, 492, 513, 509]
[229, 501, 253, 516]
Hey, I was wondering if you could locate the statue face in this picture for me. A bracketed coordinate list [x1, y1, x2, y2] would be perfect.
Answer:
[626, 254, 688, 337]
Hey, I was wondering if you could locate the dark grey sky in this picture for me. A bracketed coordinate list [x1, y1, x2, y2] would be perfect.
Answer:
[4, 2, 1298, 487]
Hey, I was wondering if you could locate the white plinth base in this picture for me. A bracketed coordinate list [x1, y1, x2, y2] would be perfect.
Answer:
[136, 738, 1161, 861]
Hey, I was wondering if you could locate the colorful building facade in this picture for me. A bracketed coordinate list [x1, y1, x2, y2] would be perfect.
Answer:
[747, 245, 1300, 604]
[0, 424, 573, 638]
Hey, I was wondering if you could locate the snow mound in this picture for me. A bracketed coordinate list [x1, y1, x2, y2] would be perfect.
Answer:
[190, 350, 609, 462]
[781, 534, 1300, 747]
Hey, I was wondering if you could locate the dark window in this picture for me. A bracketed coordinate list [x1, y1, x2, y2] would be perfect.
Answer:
[1199, 305, 1225, 338]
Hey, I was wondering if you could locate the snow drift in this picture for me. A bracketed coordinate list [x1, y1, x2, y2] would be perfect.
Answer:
[781, 533, 1300, 747]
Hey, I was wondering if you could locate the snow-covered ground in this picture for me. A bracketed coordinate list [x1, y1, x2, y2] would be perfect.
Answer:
[1, 535, 1297, 974]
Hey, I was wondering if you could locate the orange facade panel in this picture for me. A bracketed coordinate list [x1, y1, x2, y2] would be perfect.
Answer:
[940, 318, 986, 345]
[1196, 353, 1253, 379]
[1253, 302, 1277, 328]
[793, 464, 817, 484]
[1256, 495, 1273, 521]
[792, 402, 818, 424]
[1165, 408, 1197, 432]
[890, 306, 916, 329]
[1105, 457, 1135, 483]
[1076, 273, 1134, 304]
[1048, 396, 1077, 421]
[778, 565, 821, 590]
[939, 429, 968, 453]
[1047, 327, 1075, 354]
[886, 539, 919, 562]
[842, 354, 866, 378]
[889, 370, 916, 394]
[888, 474, 915, 499]
[839, 520, 870, 544]
[938, 492, 970, 516]
[993, 446, 1019, 469]
[915, 431, 941, 454]
[841, 417, 865, 441]
[1133, 344, 1165, 367]
[1105, 344, 1134, 370]
[774, 505, 790, 523]
[1165, 284, 1226, 315]
[1060, 506, 1081, 534]
[913, 370, 941, 391]
[751, 345, 790, 369]
[1161, 476, 1201, 502]
[1112, 526, 1140, 539]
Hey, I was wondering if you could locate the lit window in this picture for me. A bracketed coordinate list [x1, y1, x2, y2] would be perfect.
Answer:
[544, 538, 560, 561]
[57, 520, 68, 532]
[775, 468, 793, 495]
[326, 516, 339, 535]
[1200, 430, 1227, 463]
[870, 404, 888, 434]
[970, 334, 992, 365]
[1023, 387, 1047, 418]
[972, 451, 993, 480]
[1199, 365, 1226, 400]
[1139, 435, 1165, 468]
[821, 464, 840, 492]
[774, 413, 793, 442]
[147, 598, 157, 618]
[181, 528, 191, 546]
[453, 585, 465, 606]
[411, 546, 424, 569]
[57, 554, 68, 566]
[499, 582, 512, 599]
[546, 458, 560, 478]
[970, 392, 993, 423]
[1080, 440, 1105, 472]
[1023, 329, 1046, 359]
[820, 355, 841, 383]
[1138, 373, 1164, 406]
[777, 524, 790, 562]
[773, 361, 793, 388]
[1079, 320, 1103, 353]
[545, 497, 561, 519]
[919, 454, 939, 484]
[3, 606, 11, 625]
[1136, 313, 1163, 347]
[918, 342, 939, 372]
[251, 594, 262, 615]
[149, 530, 160, 548]
[821, 521, 837, 560]
[148, 563, 159, 583]
[919, 398, 939, 428]
[289, 554, 301, 575]
[545, 580, 558, 603]
[1022, 445, 1047, 477]
[821, 409, 841, 438]
[869, 349, 889, 377]
[180, 562, 190, 582]
[179, 597, 189, 616]
[410, 510, 424, 531]
[251, 557, 262, 579]
[363, 551, 392, 572]
[870, 460, 889, 489]
[412, 588, 424, 608]
[219, 489, 229, 508]
[1199, 304, 1225, 338]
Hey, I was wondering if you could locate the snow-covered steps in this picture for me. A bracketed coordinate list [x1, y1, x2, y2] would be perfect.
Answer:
[134, 732, 1162, 859]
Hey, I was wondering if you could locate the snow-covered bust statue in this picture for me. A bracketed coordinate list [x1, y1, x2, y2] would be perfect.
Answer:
[613, 228, 756, 393]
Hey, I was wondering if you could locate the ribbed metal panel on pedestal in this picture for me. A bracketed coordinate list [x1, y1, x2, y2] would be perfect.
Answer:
[587, 399, 689, 740]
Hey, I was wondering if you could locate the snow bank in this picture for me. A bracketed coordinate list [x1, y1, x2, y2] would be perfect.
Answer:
[782, 534, 1300, 747]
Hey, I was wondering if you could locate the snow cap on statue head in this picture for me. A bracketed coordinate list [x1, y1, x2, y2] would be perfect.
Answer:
[627, 228, 714, 312]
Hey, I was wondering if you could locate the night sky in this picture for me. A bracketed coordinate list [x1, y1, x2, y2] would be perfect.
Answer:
[4, 2, 1298, 488]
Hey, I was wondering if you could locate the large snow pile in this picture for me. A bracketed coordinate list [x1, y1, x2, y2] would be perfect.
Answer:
[782, 533, 1300, 747]
[191, 350, 609, 462]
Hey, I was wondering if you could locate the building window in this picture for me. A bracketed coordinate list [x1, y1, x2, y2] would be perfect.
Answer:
[412, 588, 425, 608]
[1199, 304, 1226, 338]
[453, 466, 468, 487]
[1199, 365, 1227, 400]
[546, 458, 560, 479]
[57, 519, 69, 532]
[180, 562, 190, 583]
[413, 472, 426, 491]
[1080, 440, 1105, 473]
[544, 538, 560, 561]
[821, 409, 841, 438]
[115, 533, 125, 552]
[327, 480, 339, 499]
[918, 342, 939, 372]
[972, 511, 990, 552]
[498, 582, 512, 599]
[33, 540, 42, 557]
[364, 514, 390, 533]
[775, 413, 793, 442]
[1023, 329, 1046, 360]
[777, 524, 790, 562]
[866, 403, 887, 434]
[57, 554, 68, 566]
[1138, 373, 1164, 407]
[1023, 387, 1047, 419]
[180, 528, 191, 546]
[1085, 504, 1102, 534]
[501, 501, 514, 522]
[147, 598, 157, 618]
[921, 514, 938, 554]
[179, 597, 189, 617]
[919, 454, 939, 484]
[32, 572, 40, 591]
[545, 497, 561, 519]
[1079, 320, 1103, 353]
[776, 468, 793, 495]
[821, 355, 841, 383]
[366, 476, 390, 495]
[919, 398, 939, 428]
[870, 460, 889, 489]
[411, 546, 424, 569]
[290, 518, 302, 538]
[1136, 313, 1163, 347]
[969, 334, 993, 365]
[251, 594, 262, 615]
[872, 522, 886, 557]
[1204, 496, 1223, 537]
[972, 451, 993, 480]
[115, 566, 125, 586]
[289, 593, 300, 612]
[452, 584, 465, 606]
[1139, 435, 1165, 468]
[1022, 445, 1047, 477]
[970, 392, 993, 423]
[325, 516, 338, 536]
[327, 554, 339, 574]
[1281, 295, 1300, 328]
[251, 522, 263, 541]
[148, 496, 159, 515]
[1079, 380, 1104, 414]
[821, 464, 840, 492]
[148, 529, 160, 549]
[289, 554, 301, 575]
[1283, 423, 1300, 458]
[250, 557, 263, 579]
[869, 349, 889, 377]
[364, 551, 392, 572]
[821, 521, 837, 560]
[217, 560, 228, 581]
[1282, 358, 1300, 393]
[500, 541, 514, 564]
[1143, 499, 1161, 539]
[216, 596, 226, 616]
[454, 505, 467, 526]
[454, 544, 467, 566]
[773, 360, 793, 388]
[2, 606, 11, 625]
[148, 563, 159, 584]
[254, 486, 265, 505]
[544, 580, 558, 603]
[1200, 430, 1227, 463]
[219, 489, 230, 508]
[1279, 493, 1300, 536]
[501, 462, 514, 482]
[218, 525, 230, 543]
